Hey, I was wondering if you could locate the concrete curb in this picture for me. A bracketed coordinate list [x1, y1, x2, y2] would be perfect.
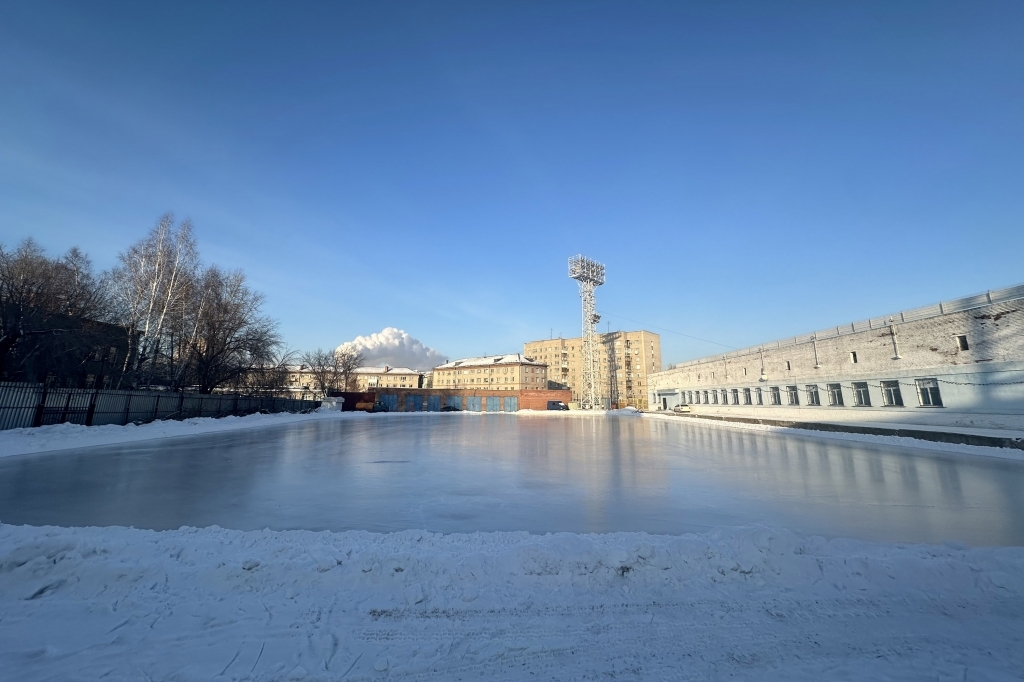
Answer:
[652, 412, 1024, 451]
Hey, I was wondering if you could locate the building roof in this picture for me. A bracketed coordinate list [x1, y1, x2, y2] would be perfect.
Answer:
[352, 366, 421, 375]
[434, 354, 546, 370]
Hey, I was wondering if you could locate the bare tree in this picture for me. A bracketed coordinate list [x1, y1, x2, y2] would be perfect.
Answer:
[108, 214, 198, 387]
[180, 266, 281, 393]
[0, 239, 111, 380]
[235, 347, 297, 396]
[299, 348, 345, 398]
[336, 347, 364, 391]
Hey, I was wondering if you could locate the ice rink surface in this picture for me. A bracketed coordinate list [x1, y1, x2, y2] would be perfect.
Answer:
[1, 412, 1023, 545]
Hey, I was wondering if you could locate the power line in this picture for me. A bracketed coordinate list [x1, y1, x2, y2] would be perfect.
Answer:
[602, 312, 738, 350]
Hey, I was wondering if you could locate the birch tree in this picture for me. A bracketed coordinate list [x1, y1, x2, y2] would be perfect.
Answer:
[108, 214, 198, 387]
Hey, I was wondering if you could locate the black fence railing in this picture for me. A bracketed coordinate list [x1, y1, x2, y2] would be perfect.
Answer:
[0, 382, 321, 431]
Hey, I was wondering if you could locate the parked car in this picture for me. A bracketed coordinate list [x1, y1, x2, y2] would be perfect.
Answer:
[672, 404, 691, 413]
[440, 405, 461, 412]
[371, 401, 390, 413]
[547, 400, 569, 411]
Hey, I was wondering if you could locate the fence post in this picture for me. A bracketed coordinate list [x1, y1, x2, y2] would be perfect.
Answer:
[59, 390, 74, 424]
[32, 385, 49, 428]
[178, 390, 185, 419]
[153, 394, 160, 421]
[122, 392, 133, 425]
[85, 388, 99, 426]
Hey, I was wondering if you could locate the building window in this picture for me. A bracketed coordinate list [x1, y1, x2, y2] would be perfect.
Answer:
[956, 335, 969, 351]
[786, 385, 799, 405]
[721, 389, 728, 404]
[881, 380, 904, 407]
[827, 383, 844, 406]
[806, 384, 821, 406]
[711, 390, 718, 404]
[755, 387, 763, 405]
[731, 388, 739, 404]
[850, 351, 858, 364]
[743, 388, 752, 405]
[785, 361, 791, 371]
[769, 386, 781, 405]
[853, 382, 871, 406]
[702, 390, 709, 404]
[916, 378, 943, 407]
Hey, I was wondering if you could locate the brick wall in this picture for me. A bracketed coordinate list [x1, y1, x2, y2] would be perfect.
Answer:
[518, 389, 573, 410]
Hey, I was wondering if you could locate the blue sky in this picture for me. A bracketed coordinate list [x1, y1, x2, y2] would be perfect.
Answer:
[1, 1, 1022, 366]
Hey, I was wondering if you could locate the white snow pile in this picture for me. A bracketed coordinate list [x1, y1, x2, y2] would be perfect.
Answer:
[1, 523, 1021, 681]
[337, 328, 446, 371]
[0, 409, 362, 459]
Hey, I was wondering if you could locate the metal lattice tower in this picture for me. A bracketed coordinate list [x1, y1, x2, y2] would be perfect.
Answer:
[568, 255, 605, 410]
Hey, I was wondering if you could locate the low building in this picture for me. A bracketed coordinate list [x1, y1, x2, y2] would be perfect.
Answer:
[433, 354, 548, 391]
[351, 366, 423, 391]
[350, 386, 571, 412]
[649, 283, 1024, 430]
[281, 364, 424, 399]
[524, 331, 660, 409]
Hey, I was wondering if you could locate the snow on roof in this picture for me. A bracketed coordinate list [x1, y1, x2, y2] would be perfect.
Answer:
[434, 353, 546, 370]
[352, 366, 421, 375]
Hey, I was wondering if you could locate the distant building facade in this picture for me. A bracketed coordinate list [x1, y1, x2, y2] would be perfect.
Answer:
[524, 331, 661, 409]
[649, 284, 1024, 430]
[352, 366, 424, 391]
[282, 365, 424, 399]
[433, 354, 547, 391]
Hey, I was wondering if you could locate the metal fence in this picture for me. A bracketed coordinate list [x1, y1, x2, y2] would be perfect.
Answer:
[0, 382, 321, 431]
[670, 282, 1024, 371]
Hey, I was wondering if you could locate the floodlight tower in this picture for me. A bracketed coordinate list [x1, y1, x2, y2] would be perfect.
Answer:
[568, 255, 605, 410]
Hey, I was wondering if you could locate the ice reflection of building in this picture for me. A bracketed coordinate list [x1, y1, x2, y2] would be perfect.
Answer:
[650, 284, 1024, 430]
[644, 416, 1021, 545]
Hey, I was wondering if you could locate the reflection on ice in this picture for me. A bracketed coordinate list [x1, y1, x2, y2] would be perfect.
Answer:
[0, 414, 1021, 545]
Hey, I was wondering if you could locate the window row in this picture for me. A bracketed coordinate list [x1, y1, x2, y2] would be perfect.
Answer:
[681, 379, 942, 408]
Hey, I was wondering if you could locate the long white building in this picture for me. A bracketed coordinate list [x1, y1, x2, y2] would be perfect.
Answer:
[649, 283, 1024, 431]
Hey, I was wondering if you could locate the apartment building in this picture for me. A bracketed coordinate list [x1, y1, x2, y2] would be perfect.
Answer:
[524, 330, 661, 409]
[351, 366, 423, 391]
[433, 354, 548, 391]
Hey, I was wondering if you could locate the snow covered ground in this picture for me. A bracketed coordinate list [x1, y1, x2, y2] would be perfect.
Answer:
[0, 410, 361, 459]
[1, 523, 1022, 681]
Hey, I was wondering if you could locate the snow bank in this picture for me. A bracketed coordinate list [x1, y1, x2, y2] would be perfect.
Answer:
[1, 523, 1021, 680]
[0, 410, 365, 459]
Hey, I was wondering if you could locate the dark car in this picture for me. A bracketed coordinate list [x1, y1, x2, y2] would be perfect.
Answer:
[371, 401, 390, 413]
[440, 405, 461, 412]
[547, 400, 569, 411]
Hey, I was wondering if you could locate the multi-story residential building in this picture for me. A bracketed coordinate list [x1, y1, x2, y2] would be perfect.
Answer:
[432, 354, 548, 391]
[524, 330, 661, 409]
[649, 283, 1024, 430]
[352, 366, 423, 391]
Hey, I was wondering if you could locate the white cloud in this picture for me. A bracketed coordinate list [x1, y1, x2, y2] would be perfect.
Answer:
[336, 328, 447, 371]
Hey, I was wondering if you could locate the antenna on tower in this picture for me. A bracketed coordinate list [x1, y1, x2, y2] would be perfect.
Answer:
[568, 254, 605, 410]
